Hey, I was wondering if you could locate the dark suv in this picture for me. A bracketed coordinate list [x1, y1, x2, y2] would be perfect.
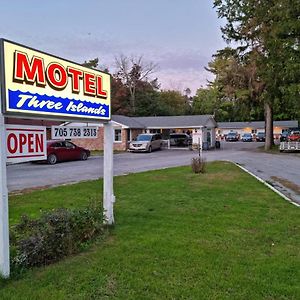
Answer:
[256, 132, 265, 142]
[169, 133, 192, 147]
[225, 132, 239, 142]
[280, 131, 290, 142]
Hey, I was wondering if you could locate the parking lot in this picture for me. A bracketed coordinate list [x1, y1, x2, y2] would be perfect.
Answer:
[7, 141, 300, 205]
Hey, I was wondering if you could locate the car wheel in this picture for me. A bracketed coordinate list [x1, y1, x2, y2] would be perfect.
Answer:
[80, 151, 88, 160]
[47, 153, 57, 165]
[148, 146, 152, 153]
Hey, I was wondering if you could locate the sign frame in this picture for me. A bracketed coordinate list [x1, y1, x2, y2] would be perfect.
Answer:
[0, 38, 112, 122]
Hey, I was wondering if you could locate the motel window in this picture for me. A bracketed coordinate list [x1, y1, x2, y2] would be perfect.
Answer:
[114, 129, 122, 142]
[251, 129, 257, 134]
[150, 129, 161, 133]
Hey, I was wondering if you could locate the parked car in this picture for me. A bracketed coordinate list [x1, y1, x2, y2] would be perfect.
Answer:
[280, 131, 290, 142]
[169, 133, 192, 147]
[288, 130, 300, 142]
[129, 133, 162, 152]
[256, 132, 265, 142]
[241, 133, 253, 142]
[47, 140, 90, 165]
[225, 132, 239, 142]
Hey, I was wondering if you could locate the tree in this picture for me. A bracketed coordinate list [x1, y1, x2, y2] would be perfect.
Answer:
[115, 55, 158, 114]
[82, 58, 99, 69]
[213, 0, 300, 149]
[158, 90, 190, 116]
[205, 48, 264, 121]
[111, 77, 131, 115]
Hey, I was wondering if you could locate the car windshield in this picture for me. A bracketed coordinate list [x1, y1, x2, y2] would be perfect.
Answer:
[243, 134, 251, 137]
[228, 133, 237, 136]
[257, 132, 265, 136]
[136, 134, 152, 141]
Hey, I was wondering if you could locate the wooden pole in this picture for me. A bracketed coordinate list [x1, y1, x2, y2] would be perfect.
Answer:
[103, 121, 115, 225]
[0, 114, 9, 277]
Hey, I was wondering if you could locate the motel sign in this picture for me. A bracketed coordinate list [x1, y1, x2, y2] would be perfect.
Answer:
[1, 40, 111, 120]
[0, 39, 114, 278]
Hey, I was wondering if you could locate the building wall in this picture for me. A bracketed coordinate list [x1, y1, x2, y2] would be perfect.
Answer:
[131, 129, 144, 141]
[71, 127, 103, 150]
[5, 117, 62, 140]
[71, 127, 144, 151]
[113, 129, 128, 151]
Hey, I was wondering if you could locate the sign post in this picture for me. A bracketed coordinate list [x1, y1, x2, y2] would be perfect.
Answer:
[0, 114, 9, 278]
[103, 122, 115, 225]
[192, 128, 203, 155]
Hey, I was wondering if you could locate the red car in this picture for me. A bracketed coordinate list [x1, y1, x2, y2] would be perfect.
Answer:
[287, 131, 300, 142]
[47, 140, 90, 165]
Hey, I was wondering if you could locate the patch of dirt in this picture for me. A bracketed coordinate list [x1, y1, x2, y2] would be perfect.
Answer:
[9, 185, 53, 195]
[270, 176, 300, 195]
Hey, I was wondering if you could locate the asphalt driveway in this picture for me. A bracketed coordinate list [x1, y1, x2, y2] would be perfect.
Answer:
[7, 142, 300, 205]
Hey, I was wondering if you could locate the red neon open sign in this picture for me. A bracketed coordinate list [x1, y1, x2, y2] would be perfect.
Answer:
[6, 125, 47, 163]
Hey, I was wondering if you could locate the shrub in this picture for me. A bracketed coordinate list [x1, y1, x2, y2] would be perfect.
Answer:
[191, 157, 206, 174]
[10, 203, 105, 268]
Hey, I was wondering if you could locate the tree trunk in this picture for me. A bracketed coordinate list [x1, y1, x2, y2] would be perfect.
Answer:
[129, 90, 135, 114]
[264, 101, 273, 150]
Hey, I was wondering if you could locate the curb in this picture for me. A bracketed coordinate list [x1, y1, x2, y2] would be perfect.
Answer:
[232, 162, 300, 208]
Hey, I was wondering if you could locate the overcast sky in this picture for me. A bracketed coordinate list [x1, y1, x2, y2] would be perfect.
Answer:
[0, 0, 226, 94]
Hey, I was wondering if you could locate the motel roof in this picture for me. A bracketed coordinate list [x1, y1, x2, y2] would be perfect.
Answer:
[112, 115, 217, 129]
[111, 115, 145, 129]
[217, 120, 299, 130]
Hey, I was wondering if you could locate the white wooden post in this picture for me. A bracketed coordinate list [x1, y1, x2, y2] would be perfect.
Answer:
[200, 128, 203, 157]
[103, 121, 115, 225]
[0, 114, 9, 278]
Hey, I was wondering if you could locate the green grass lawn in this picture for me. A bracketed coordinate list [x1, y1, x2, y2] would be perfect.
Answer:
[1, 162, 299, 299]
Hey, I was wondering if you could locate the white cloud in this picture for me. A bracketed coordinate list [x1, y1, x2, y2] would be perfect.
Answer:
[158, 68, 214, 95]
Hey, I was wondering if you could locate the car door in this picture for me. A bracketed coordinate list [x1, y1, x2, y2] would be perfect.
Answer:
[51, 141, 68, 161]
[64, 141, 80, 160]
[149, 135, 156, 150]
[155, 134, 162, 149]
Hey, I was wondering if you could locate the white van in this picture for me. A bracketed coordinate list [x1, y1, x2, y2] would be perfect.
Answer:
[129, 133, 162, 152]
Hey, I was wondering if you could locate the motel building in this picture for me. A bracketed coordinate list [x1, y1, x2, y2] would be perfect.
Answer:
[216, 120, 299, 140]
[66, 114, 218, 151]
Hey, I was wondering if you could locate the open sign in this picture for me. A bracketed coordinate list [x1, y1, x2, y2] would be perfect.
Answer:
[6, 125, 47, 163]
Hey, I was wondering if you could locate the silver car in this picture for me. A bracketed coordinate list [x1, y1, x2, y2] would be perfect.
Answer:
[129, 133, 162, 152]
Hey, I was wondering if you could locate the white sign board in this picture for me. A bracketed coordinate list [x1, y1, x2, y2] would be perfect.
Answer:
[1, 39, 111, 121]
[192, 129, 202, 145]
[51, 126, 98, 139]
[6, 125, 47, 163]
